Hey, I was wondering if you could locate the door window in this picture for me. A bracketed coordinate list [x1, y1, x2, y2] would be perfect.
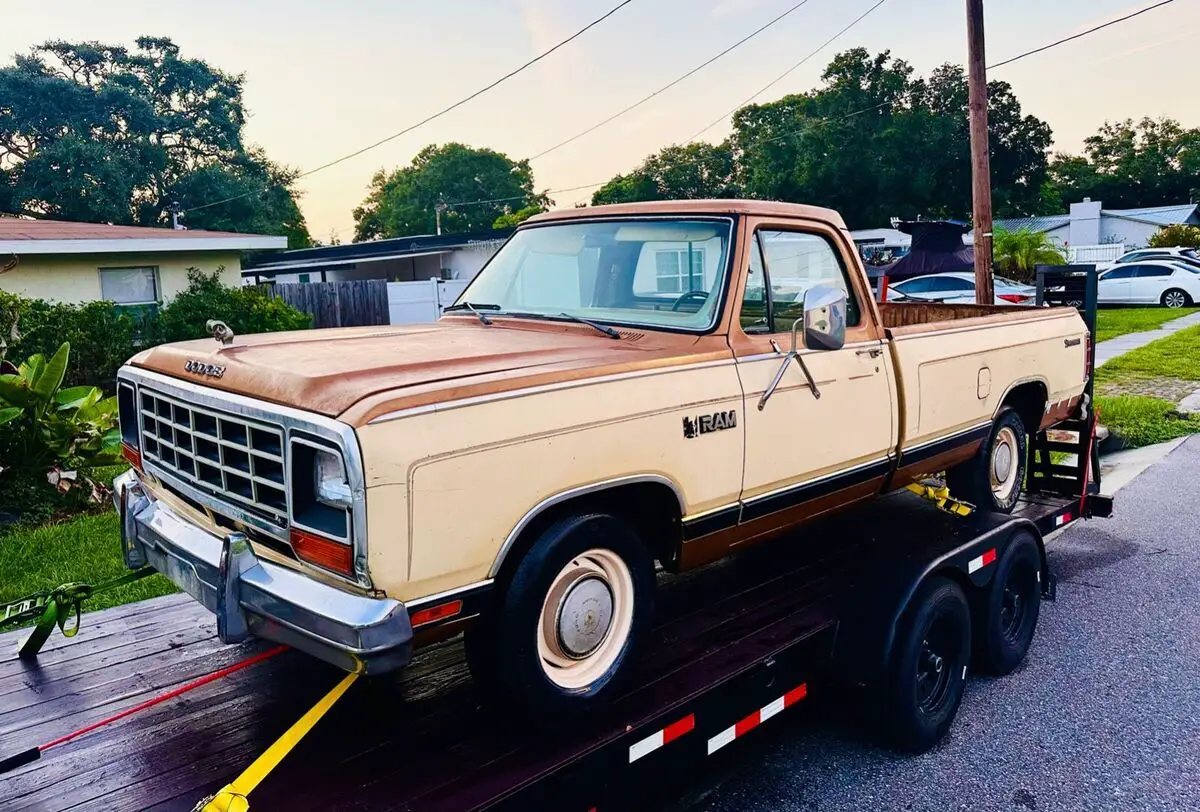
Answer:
[1134, 266, 1172, 278]
[1101, 266, 1136, 280]
[740, 230, 860, 333]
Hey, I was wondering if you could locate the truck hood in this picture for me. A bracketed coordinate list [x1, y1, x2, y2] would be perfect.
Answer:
[129, 321, 678, 417]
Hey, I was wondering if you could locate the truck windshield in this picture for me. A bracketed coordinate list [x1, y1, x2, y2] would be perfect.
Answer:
[453, 218, 732, 332]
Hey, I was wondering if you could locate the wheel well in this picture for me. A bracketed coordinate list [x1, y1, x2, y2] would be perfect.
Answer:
[998, 381, 1047, 434]
[492, 482, 684, 588]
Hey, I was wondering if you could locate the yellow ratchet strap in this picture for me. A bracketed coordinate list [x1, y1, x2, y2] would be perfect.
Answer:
[199, 671, 359, 812]
[906, 481, 975, 517]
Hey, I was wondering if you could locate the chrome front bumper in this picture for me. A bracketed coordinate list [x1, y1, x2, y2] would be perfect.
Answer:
[115, 470, 413, 674]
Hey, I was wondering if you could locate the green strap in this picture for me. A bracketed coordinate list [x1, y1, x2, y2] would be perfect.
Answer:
[7, 567, 156, 659]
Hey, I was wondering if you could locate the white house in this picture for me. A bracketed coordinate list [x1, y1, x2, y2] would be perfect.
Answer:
[987, 200, 1200, 250]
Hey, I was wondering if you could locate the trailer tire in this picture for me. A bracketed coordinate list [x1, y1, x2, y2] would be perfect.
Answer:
[948, 408, 1027, 514]
[881, 576, 971, 753]
[977, 531, 1041, 675]
[465, 513, 654, 718]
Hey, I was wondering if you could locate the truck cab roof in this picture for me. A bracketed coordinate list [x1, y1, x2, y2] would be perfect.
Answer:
[526, 199, 848, 229]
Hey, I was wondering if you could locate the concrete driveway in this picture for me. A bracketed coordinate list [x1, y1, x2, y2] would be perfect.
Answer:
[683, 436, 1200, 812]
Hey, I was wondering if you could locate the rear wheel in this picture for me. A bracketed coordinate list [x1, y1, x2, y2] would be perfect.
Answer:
[977, 531, 1042, 674]
[880, 576, 972, 753]
[1161, 289, 1192, 308]
[465, 513, 654, 718]
[947, 408, 1027, 513]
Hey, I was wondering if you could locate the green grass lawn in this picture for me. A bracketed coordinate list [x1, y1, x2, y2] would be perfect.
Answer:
[1097, 323, 1200, 384]
[1095, 394, 1200, 448]
[0, 511, 177, 617]
[1094, 307, 1200, 343]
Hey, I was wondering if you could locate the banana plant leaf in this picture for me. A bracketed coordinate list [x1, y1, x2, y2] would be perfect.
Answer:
[0, 405, 22, 426]
[31, 343, 70, 401]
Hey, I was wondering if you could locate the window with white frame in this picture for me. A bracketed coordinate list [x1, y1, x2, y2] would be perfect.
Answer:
[99, 266, 160, 305]
[654, 248, 706, 293]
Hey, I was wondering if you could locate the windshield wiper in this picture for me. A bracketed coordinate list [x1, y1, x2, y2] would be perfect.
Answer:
[443, 301, 500, 325]
[556, 312, 620, 339]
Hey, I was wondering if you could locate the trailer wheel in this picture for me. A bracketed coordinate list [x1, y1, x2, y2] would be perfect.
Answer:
[882, 576, 971, 753]
[947, 408, 1027, 514]
[465, 513, 654, 717]
[978, 531, 1041, 675]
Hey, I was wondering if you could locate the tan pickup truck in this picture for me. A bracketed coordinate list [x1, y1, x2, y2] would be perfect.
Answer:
[113, 200, 1088, 713]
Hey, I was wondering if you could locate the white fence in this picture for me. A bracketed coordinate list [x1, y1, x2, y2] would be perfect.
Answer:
[1066, 244, 1124, 265]
[386, 278, 470, 325]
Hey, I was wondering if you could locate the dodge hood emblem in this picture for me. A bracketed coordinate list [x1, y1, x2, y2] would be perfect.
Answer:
[185, 359, 226, 378]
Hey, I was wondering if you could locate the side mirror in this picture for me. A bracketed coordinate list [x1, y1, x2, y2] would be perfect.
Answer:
[791, 285, 847, 352]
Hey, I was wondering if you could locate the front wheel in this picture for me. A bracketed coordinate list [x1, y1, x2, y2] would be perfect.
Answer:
[880, 576, 972, 753]
[1161, 288, 1192, 308]
[947, 408, 1028, 513]
[465, 513, 654, 717]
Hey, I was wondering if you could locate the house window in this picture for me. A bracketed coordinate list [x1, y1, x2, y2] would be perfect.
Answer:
[654, 248, 706, 293]
[99, 266, 159, 305]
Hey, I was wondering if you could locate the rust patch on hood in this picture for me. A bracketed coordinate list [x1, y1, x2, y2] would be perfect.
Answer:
[129, 318, 713, 419]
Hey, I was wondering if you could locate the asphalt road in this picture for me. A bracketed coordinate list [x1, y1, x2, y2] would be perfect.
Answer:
[682, 436, 1200, 812]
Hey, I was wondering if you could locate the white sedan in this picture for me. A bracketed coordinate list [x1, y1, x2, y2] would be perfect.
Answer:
[887, 272, 1036, 305]
[1098, 260, 1200, 308]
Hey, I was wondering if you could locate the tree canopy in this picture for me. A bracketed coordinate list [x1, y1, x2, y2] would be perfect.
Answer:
[353, 143, 547, 240]
[592, 49, 1055, 227]
[1048, 118, 1200, 211]
[0, 36, 310, 245]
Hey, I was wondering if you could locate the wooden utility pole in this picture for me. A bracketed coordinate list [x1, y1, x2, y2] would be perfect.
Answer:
[966, 0, 995, 304]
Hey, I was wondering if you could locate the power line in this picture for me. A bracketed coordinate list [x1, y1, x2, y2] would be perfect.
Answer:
[988, 0, 1176, 69]
[690, 0, 892, 141]
[528, 0, 820, 161]
[183, 0, 638, 214]
[446, 0, 1177, 213]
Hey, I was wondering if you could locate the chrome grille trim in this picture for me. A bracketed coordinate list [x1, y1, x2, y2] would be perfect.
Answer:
[138, 388, 288, 522]
[117, 366, 372, 590]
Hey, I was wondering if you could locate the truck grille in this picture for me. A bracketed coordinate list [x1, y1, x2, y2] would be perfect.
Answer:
[138, 388, 288, 520]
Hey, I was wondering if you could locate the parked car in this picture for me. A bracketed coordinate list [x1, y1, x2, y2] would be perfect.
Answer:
[113, 200, 1088, 714]
[1098, 260, 1200, 307]
[888, 272, 1036, 305]
[1110, 247, 1200, 271]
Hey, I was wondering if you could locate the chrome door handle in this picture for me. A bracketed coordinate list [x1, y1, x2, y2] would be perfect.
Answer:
[857, 347, 884, 358]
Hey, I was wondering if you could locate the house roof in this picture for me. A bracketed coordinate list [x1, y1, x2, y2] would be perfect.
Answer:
[0, 216, 288, 254]
[991, 215, 1070, 234]
[1102, 204, 1200, 227]
[242, 228, 516, 275]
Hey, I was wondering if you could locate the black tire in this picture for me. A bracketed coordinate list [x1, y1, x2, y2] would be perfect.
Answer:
[1161, 288, 1192, 308]
[464, 513, 654, 718]
[977, 531, 1042, 675]
[881, 576, 972, 753]
[947, 408, 1028, 513]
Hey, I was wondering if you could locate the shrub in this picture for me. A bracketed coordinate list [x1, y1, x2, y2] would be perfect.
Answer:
[7, 298, 142, 393]
[993, 227, 1066, 283]
[0, 343, 121, 524]
[153, 268, 311, 343]
[1147, 225, 1200, 249]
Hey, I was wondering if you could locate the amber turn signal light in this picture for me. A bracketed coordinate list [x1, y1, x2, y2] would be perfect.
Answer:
[290, 528, 354, 576]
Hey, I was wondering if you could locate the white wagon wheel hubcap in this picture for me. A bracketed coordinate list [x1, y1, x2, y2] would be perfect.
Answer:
[537, 548, 634, 690]
[1166, 291, 1186, 307]
[990, 426, 1020, 502]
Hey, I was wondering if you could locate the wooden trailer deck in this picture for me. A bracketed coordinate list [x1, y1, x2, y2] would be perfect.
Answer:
[0, 492, 1084, 812]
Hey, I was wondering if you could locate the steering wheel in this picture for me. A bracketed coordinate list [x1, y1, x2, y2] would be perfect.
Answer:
[671, 290, 709, 312]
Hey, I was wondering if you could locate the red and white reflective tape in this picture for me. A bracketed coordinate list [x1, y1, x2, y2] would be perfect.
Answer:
[628, 714, 695, 763]
[967, 548, 997, 574]
[1054, 511, 1074, 528]
[706, 683, 807, 755]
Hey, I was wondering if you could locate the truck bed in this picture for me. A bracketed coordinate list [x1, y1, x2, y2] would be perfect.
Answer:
[878, 301, 1057, 332]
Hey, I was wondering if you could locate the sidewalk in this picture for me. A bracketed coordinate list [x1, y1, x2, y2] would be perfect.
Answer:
[1094, 310, 1200, 367]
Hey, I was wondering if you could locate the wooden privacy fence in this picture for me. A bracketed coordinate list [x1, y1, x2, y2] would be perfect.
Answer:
[267, 280, 390, 328]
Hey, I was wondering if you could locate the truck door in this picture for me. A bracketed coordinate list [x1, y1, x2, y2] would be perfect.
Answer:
[731, 224, 897, 525]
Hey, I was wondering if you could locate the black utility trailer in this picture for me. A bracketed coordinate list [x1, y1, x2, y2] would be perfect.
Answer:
[0, 271, 1111, 811]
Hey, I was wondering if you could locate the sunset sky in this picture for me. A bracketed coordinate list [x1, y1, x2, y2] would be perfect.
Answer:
[5, 0, 1198, 241]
